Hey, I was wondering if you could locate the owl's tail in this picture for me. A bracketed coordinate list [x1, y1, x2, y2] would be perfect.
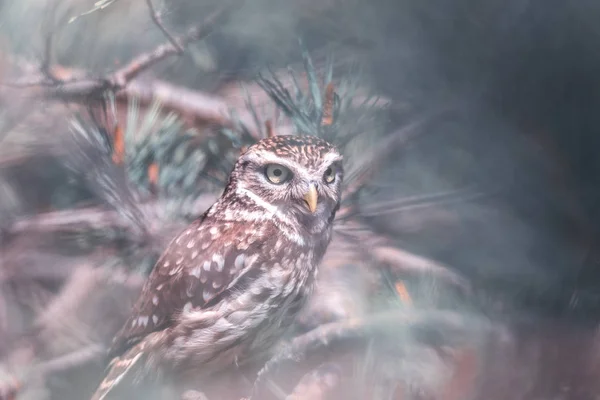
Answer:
[90, 347, 145, 400]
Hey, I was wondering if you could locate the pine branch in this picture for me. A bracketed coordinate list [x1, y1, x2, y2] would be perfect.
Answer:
[4, 3, 236, 101]
[249, 310, 491, 399]
[285, 363, 342, 400]
[6, 195, 216, 240]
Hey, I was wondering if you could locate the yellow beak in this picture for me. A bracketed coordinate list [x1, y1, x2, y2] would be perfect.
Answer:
[303, 184, 318, 213]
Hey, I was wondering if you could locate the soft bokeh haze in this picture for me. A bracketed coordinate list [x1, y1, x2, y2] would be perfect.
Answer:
[2, 0, 600, 398]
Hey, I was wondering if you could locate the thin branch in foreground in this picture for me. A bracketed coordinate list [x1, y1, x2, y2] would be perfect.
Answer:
[34, 344, 105, 376]
[68, 0, 120, 24]
[0, 344, 106, 400]
[5, 194, 216, 239]
[249, 310, 491, 399]
[285, 363, 342, 400]
[333, 221, 470, 290]
[145, 0, 184, 53]
[111, 4, 231, 87]
[39, 6, 56, 83]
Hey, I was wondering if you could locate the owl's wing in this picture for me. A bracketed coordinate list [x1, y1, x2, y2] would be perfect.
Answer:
[107, 217, 262, 360]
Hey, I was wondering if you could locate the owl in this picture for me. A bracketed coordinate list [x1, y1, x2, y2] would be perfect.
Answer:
[90, 134, 344, 400]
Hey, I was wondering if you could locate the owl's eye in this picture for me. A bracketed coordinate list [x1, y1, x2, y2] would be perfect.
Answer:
[323, 166, 336, 183]
[265, 164, 291, 184]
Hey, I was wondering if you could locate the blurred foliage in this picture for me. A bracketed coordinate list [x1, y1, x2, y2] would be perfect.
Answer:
[2, 0, 600, 397]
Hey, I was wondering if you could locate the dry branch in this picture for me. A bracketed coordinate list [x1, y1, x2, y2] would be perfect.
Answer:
[4, 4, 234, 101]
[334, 220, 469, 290]
[34, 344, 104, 376]
[341, 112, 448, 202]
[6, 195, 216, 238]
[250, 310, 491, 399]
[285, 363, 342, 400]
[145, 0, 184, 53]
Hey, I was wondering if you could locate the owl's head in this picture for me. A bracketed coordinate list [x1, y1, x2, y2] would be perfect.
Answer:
[226, 135, 343, 233]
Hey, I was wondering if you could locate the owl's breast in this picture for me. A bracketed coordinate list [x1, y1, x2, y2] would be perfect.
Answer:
[235, 247, 319, 355]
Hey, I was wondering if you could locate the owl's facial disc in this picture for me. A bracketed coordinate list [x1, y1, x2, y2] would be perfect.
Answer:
[230, 136, 343, 232]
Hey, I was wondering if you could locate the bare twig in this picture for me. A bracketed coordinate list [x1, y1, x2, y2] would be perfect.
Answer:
[4, 4, 234, 100]
[34, 344, 105, 375]
[8, 205, 136, 236]
[145, 0, 184, 53]
[342, 108, 456, 207]
[6, 194, 216, 238]
[1, 69, 255, 143]
[123, 79, 233, 124]
[249, 310, 490, 399]
[68, 0, 120, 23]
[40, 29, 54, 82]
[357, 187, 491, 217]
[371, 245, 468, 288]
[285, 363, 342, 400]
[334, 221, 469, 290]
[112, 4, 230, 87]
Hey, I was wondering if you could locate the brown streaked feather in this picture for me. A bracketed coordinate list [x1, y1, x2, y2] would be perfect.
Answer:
[108, 215, 263, 360]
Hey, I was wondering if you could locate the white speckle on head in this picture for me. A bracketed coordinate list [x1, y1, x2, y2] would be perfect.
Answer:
[201, 241, 210, 250]
[203, 290, 213, 302]
[138, 316, 149, 327]
[187, 240, 195, 249]
[152, 295, 159, 305]
[156, 283, 164, 291]
[152, 315, 158, 325]
[191, 250, 199, 259]
[131, 319, 137, 328]
[169, 267, 179, 276]
[176, 255, 184, 265]
[163, 261, 170, 268]
[203, 261, 211, 271]
[213, 254, 224, 271]
[234, 254, 245, 269]
[190, 266, 202, 278]
[209, 226, 218, 236]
